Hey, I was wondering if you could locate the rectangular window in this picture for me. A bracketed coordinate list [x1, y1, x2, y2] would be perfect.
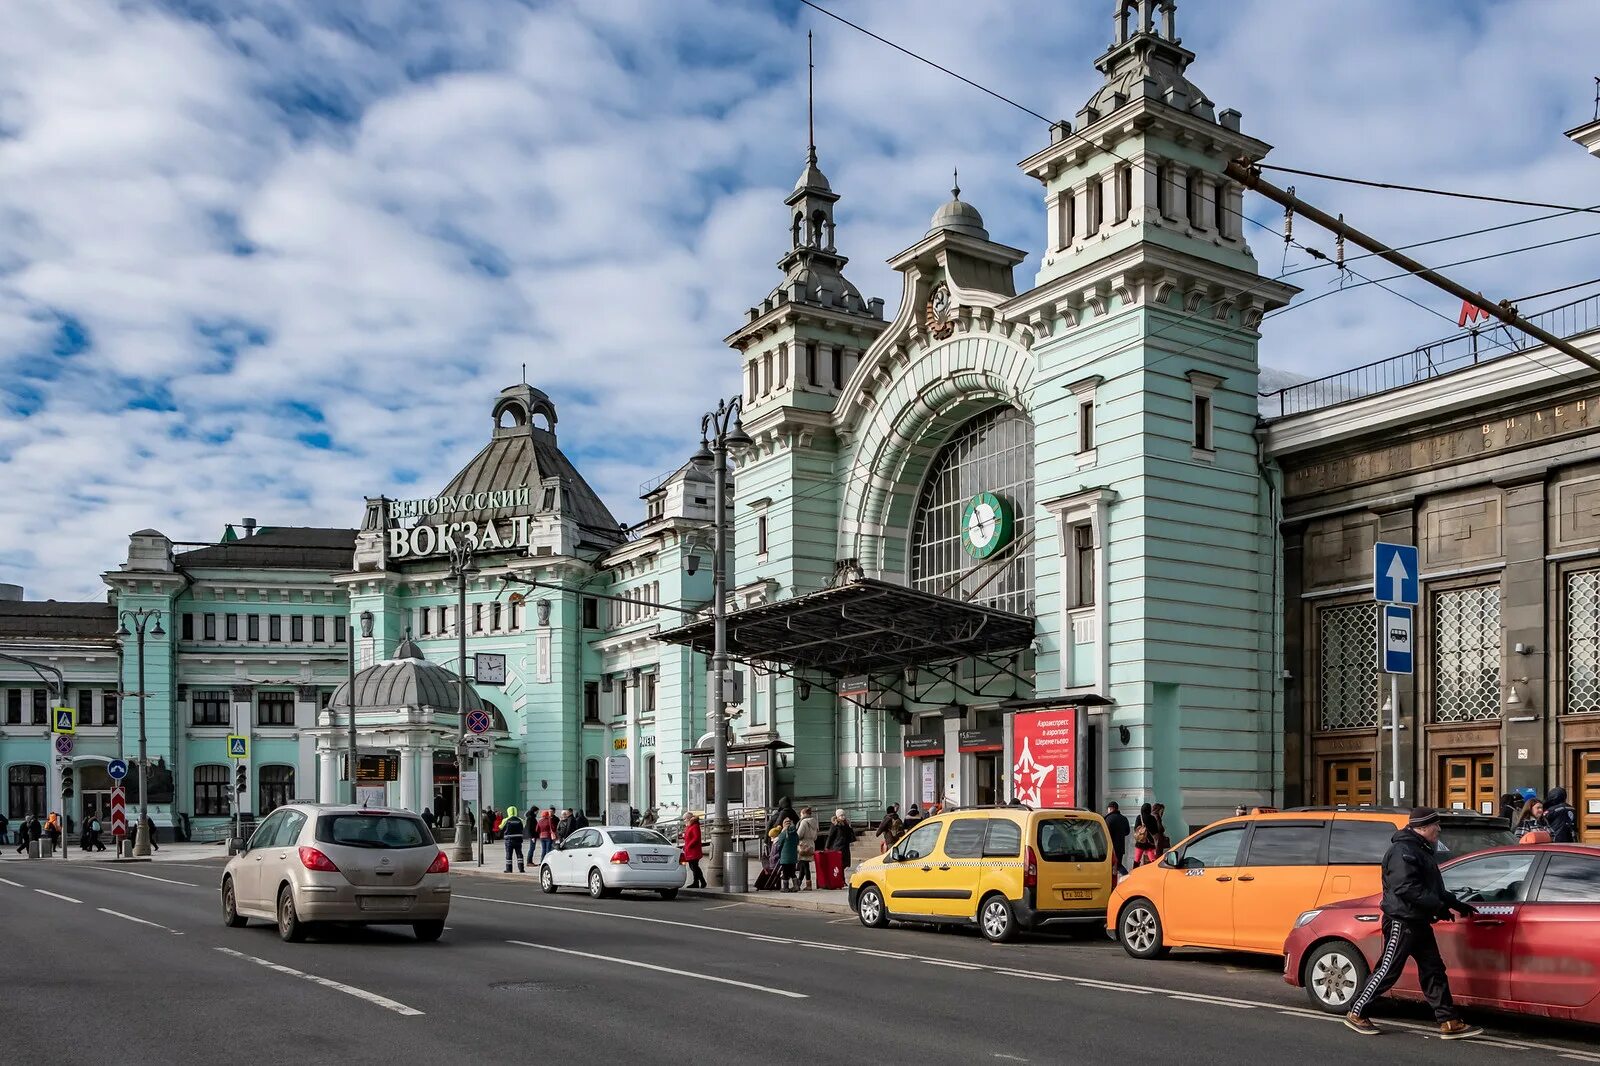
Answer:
[247, 614, 260, 641]
[805, 342, 818, 386]
[583, 597, 598, 629]
[1328, 819, 1395, 865]
[542, 486, 557, 510]
[491, 602, 502, 631]
[194, 765, 229, 817]
[1534, 854, 1600, 902]
[584, 682, 600, 723]
[1077, 400, 1095, 452]
[203, 614, 217, 641]
[334, 616, 346, 643]
[761, 352, 773, 394]
[103, 693, 118, 727]
[32, 689, 46, 725]
[1057, 190, 1075, 250]
[831, 347, 843, 389]
[1036, 818, 1108, 863]
[1088, 178, 1104, 234]
[290, 615, 304, 642]
[192, 690, 229, 727]
[983, 818, 1022, 858]
[225, 614, 238, 641]
[1155, 164, 1169, 216]
[1567, 569, 1600, 715]
[1072, 523, 1096, 609]
[942, 818, 989, 859]
[1214, 179, 1228, 235]
[1193, 393, 1213, 450]
[644, 674, 658, 714]
[1319, 603, 1380, 730]
[1433, 586, 1502, 723]
[617, 679, 628, 720]
[1116, 164, 1132, 223]
[419, 608, 431, 636]
[269, 615, 282, 642]
[6, 689, 20, 725]
[76, 689, 93, 727]
[312, 616, 325, 642]
[473, 603, 484, 633]
[1187, 170, 1205, 228]
[1243, 823, 1327, 866]
[510, 599, 521, 630]
[257, 691, 295, 727]
[757, 515, 768, 556]
[182, 613, 195, 641]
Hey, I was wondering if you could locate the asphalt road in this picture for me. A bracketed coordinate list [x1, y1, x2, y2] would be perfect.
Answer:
[4, 857, 1598, 1065]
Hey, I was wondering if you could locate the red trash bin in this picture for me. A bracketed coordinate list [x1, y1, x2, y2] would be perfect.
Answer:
[814, 849, 845, 890]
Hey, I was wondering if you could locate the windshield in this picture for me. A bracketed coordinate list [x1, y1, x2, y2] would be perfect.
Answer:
[1037, 818, 1107, 863]
[608, 829, 671, 845]
[316, 814, 431, 849]
[1436, 822, 1515, 859]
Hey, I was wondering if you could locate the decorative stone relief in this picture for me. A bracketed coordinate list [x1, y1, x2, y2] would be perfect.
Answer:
[1422, 493, 1502, 569]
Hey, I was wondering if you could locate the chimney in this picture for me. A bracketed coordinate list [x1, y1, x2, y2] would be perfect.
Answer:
[242, 518, 257, 537]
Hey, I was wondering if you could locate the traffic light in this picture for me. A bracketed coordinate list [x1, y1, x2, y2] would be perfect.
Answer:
[62, 769, 74, 799]
[235, 765, 248, 795]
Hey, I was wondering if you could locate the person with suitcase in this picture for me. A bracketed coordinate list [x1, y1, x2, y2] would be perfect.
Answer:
[825, 809, 856, 874]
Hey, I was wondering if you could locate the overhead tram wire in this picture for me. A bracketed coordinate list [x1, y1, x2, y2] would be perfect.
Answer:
[1254, 163, 1600, 216]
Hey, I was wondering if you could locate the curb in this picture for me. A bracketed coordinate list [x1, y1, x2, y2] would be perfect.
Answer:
[679, 887, 852, 915]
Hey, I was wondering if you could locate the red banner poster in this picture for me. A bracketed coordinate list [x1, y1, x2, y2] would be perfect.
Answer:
[1012, 709, 1078, 808]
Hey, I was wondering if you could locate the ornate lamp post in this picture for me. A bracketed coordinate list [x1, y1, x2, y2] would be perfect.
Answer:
[446, 538, 480, 863]
[116, 608, 164, 857]
[689, 395, 752, 888]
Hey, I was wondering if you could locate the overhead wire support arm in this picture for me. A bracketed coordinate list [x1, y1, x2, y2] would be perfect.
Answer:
[1226, 159, 1600, 377]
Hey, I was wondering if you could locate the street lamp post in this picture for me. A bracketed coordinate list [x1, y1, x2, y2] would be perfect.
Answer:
[446, 539, 480, 864]
[117, 608, 165, 858]
[690, 396, 752, 889]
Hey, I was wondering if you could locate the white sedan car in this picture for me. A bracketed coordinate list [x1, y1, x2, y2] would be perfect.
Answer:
[540, 826, 684, 899]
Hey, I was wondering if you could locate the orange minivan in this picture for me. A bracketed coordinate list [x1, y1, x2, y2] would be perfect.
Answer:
[1107, 807, 1513, 959]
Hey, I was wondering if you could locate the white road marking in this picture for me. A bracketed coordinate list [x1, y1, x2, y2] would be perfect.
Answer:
[994, 971, 1061, 982]
[214, 948, 424, 1017]
[0, 876, 23, 888]
[35, 889, 81, 904]
[1166, 994, 1254, 1009]
[922, 959, 981, 970]
[82, 866, 199, 888]
[507, 939, 807, 999]
[704, 903, 746, 911]
[97, 908, 183, 934]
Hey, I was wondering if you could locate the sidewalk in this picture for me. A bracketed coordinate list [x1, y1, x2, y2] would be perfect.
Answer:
[0, 840, 227, 864]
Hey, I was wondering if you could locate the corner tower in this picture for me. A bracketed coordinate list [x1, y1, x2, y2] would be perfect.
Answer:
[1005, 0, 1299, 827]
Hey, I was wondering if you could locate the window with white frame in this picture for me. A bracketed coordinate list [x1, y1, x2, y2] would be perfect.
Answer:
[1115, 164, 1132, 224]
[1057, 190, 1075, 250]
[1188, 371, 1220, 453]
[1567, 569, 1600, 715]
[1433, 586, 1502, 723]
[1318, 602, 1379, 731]
[1069, 376, 1100, 458]
[1070, 522, 1096, 609]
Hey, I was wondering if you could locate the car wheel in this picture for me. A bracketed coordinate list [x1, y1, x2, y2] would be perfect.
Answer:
[978, 893, 1018, 943]
[658, 888, 679, 901]
[857, 884, 889, 929]
[412, 920, 445, 943]
[1304, 940, 1370, 1014]
[1118, 898, 1169, 959]
[588, 868, 606, 899]
[539, 865, 557, 894]
[221, 877, 248, 928]
[277, 885, 307, 943]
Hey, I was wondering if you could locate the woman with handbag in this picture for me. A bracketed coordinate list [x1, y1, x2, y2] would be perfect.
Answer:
[1132, 803, 1159, 867]
[681, 813, 707, 888]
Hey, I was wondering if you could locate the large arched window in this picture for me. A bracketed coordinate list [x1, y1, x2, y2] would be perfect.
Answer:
[259, 766, 295, 815]
[910, 406, 1035, 615]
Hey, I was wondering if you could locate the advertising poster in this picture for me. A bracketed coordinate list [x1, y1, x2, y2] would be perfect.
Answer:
[920, 761, 937, 804]
[1011, 708, 1079, 808]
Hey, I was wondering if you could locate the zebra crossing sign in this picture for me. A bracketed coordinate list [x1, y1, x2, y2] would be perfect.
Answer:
[227, 735, 249, 759]
[52, 707, 76, 735]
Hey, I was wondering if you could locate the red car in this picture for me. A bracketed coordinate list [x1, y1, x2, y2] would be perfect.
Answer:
[1284, 844, 1600, 1023]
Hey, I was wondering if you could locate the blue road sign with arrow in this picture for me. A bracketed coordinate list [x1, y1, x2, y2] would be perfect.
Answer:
[107, 758, 128, 781]
[1373, 542, 1419, 605]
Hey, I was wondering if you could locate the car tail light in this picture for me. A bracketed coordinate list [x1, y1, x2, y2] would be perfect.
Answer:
[1023, 845, 1038, 889]
[609, 850, 631, 865]
[298, 846, 339, 872]
[678, 850, 685, 865]
[427, 850, 450, 874]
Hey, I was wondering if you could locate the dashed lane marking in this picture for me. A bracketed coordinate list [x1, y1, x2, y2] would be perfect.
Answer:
[507, 940, 808, 999]
[703, 903, 747, 911]
[97, 908, 183, 935]
[34, 889, 81, 904]
[80, 866, 199, 888]
[0, 876, 23, 888]
[214, 948, 424, 1017]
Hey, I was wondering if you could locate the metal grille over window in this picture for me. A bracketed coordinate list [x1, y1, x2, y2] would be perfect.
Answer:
[1433, 585, 1502, 723]
[909, 406, 1035, 615]
[1319, 603, 1378, 730]
[1567, 570, 1600, 715]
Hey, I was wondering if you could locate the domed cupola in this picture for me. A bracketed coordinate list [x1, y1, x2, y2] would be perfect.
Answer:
[926, 173, 990, 241]
[329, 633, 503, 727]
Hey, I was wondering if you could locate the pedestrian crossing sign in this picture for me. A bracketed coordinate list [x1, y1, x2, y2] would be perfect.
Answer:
[52, 707, 76, 735]
[227, 735, 249, 759]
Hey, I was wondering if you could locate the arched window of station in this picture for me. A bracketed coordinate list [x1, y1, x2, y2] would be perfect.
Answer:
[909, 405, 1035, 615]
[259, 765, 296, 815]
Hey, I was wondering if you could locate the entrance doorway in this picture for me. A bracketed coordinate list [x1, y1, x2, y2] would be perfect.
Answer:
[1577, 750, 1600, 845]
[974, 754, 999, 806]
[1324, 759, 1375, 807]
[1438, 752, 1497, 815]
[81, 791, 112, 825]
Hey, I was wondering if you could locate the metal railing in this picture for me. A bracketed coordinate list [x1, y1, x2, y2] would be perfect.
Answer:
[1259, 291, 1600, 420]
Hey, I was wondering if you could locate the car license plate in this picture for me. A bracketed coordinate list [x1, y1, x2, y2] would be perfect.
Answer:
[358, 895, 415, 912]
[641, 854, 670, 864]
[1058, 889, 1093, 901]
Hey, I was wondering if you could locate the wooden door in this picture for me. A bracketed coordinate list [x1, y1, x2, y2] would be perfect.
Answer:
[1578, 750, 1600, 845]
[1438, 753, 1497, 815]
[1324, 759, 1376, 806]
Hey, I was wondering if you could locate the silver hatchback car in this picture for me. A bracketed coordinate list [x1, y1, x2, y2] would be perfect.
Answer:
[221, 803, 451, 942]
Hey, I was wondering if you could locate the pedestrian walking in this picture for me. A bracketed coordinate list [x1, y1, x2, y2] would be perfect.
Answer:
[825, 808, 856, 871]
[903, 804, 923, 831]
[482, 807, 497, 844]
[1516, 800, 1548, 840]
[1132, 803, 1159, 867]
[1344, 808, 1483, 1040]
[86, 814, 105, 852]
[44, 812, 61, 851]
[421, 807, 436, 835]
[571, 806, 589, 831]
[795, 806, 818, 889]
[537, 807, 556, 859]
[682, 813, 707, 888]
[773, 816, 800, 891]
[1544, 787, 1578, 844]
[500, 805, 527, 873]
[556, 808, 576, 841]
[1104, 801, 1130, 875]
[1151, 803, 1172, 853]
[875, 806, 902, 853]
[0, 811, 9, 847]
[15, 813, 38, 855]
[141, 813, 160, 851]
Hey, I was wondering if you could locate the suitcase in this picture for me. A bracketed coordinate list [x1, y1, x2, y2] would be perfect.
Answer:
[814, 849, 845, 890]
[754, 865, 782, 891]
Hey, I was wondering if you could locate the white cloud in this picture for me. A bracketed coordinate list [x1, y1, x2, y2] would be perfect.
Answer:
[3, 0, 1599, 598]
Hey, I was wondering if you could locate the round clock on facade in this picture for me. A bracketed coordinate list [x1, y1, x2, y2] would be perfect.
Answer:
[961, 491, 1013, 559]
[925, 282, 955, 339]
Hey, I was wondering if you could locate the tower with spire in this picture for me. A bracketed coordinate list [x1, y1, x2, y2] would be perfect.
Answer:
[1004, 0, 1300, 821]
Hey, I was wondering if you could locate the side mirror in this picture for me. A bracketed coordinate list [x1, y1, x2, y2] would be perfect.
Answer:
[1163, 851, 1181, 869]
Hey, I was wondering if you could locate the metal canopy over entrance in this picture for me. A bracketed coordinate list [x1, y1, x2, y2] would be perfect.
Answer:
[655, 577, 1036, 677]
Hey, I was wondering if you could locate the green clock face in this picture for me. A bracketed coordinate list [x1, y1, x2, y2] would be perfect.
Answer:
[960, 491, 1013, 559]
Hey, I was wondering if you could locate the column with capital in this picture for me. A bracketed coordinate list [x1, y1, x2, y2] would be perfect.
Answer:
[318, 741, 339, 804]
[419, 742, 436, 821]
[399, 743, 419, 812]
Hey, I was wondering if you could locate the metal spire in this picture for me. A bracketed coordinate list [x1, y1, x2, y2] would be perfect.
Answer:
[952, 167, 960, 200]
[807, 30, 816, 163]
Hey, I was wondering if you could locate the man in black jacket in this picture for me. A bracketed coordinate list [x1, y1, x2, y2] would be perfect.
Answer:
[1544, 787, 1578, 844]
[1103, 801, 1130, 875]
[1345, 808, 1482, 1040]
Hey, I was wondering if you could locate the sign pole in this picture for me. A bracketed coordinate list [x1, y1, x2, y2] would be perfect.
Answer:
[475, 755, 484, 868]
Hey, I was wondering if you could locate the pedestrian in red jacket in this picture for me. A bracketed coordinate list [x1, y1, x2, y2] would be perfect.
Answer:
[682, 814, 707, 889]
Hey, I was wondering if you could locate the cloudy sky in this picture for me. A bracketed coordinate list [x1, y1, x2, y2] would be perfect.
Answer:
[4, 0, 1600, 600]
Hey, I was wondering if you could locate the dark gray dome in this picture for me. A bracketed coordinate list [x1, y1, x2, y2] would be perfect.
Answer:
[329, 634, 495, 721]
[927, 189, 988, 240]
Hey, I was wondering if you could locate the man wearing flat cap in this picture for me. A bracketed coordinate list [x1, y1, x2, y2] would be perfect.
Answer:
[1345, 808, 1483, 1040]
